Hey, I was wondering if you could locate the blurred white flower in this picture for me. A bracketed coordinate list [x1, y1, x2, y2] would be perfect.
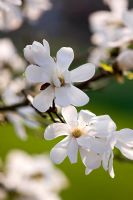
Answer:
[116, 49, 133, 71]
[89, 0, 133, 47]
[24, 39, 95, 112]
[2, 150, 68, 200]
[0, 0, 22, 31]
[23, 0, 52, 22]
[0, 38, 25, 72]
[2, 79, 39, 140]
[88, 47, 109, 66]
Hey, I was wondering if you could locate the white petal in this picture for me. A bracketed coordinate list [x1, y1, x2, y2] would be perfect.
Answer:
[71, 63, 95, 83]
[67, 138, 78, 163]
[31, 42, 55, 74]
[108, 152, 115, 178]
[90, 115, 116, 137]
[44, 123, 70, 140]
[84, 151, 101, 169]
[55, 86, 71, 107]
[85, 168, 93, 175]
[50, 137, 70, 164]
[102, 147, 112, 171]
[78, 110, 96, 125]
[77, 136, 92, 149]
[68, 86, 89, 107]
[56, 47, 74, 71]
[43, 39, 50, 56]
[116, 142, 133, 160]
[116, 129, 133, 147]
[62, 106, 78, 127]
[33, 86, 54, 112]
[55, 85, 89, 107]
[89, 138, 107, 154]
[25, 64, 50, 83]
[24, 45, 34, 64]
[80, 148, 88, 165]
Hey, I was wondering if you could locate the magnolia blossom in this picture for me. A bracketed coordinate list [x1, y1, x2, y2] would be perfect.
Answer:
[44, 106, 133, 178]
[2, 150, 68, 200]
[44, 106, 116, 177]
[117, 49, 133, 71]
[23, 0, 52, 22]
[0, 38, 25, 72]
[0, 0, 22, 31]
[89, 0, 133, 47]
[24, 39, 95, 112]
[2, 79, 39, 139]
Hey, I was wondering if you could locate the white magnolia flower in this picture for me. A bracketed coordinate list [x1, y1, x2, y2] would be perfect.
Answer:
[116, 49, 133, 71]
[24, 39, 95, 112]
[0, 38, 25, 72]
[3, 150, 68, 200]
[0, 0, 22, 31]
[44, 106, 116, 170]
[23, 0, 52, 22]
[2, 79, 39, 139]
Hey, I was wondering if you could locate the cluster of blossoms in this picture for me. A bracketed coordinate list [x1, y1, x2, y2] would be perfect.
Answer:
[0, 0, 52, 31]
[0, 150, 68, 200]
[89, 0, 133, 82]
[23, 38, 133, 178]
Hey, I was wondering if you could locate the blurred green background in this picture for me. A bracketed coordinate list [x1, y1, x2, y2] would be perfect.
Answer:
[0, 0, 133, 199]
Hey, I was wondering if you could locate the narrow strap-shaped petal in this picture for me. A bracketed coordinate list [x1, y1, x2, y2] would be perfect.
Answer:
[56, 47, 74, 71]
[33, 86, 54, 112]
[67, 138, 78, 163]
[55, 85, 89, 107]
[78, 110, 96, 125]
[50, 137, 70, 164]
[70, 63, 95, 83]
[44, 123, 70, 140]
[62, 106, 78, 127]
[25, 64, 50, 83]
[116, 129, 133, 147]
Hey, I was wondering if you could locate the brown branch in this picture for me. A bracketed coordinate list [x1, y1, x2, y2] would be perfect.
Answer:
[0, 100, 29, 111]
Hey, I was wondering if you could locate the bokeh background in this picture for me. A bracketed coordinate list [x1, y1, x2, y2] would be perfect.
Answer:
[0, 0, 133, 200]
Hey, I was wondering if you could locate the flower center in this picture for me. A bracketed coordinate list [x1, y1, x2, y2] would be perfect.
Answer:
[58, 76, 65, 86]
[72, 128, 83, 138]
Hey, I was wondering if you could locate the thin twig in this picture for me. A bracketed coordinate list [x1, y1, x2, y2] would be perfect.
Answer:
[47, 110, 57, 123]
